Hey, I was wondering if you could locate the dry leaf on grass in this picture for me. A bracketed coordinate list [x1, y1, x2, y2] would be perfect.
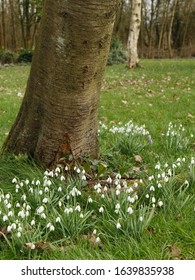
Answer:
[24, 241, 69, 253]
[134, 155, 143, 163]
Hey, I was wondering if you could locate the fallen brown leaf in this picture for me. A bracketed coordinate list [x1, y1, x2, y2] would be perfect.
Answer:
[134, 155, 143, 163]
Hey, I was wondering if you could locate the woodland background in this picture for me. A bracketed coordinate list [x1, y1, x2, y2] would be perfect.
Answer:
[0, 0, 195, 64]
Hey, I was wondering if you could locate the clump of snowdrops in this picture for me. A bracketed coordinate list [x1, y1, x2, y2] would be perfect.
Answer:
[0, 120, 194, 252]
[0, 154, 194, 251]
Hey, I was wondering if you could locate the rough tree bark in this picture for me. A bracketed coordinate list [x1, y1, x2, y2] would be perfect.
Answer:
[127, 0, 142, 68]
[2, 0, 120, 168]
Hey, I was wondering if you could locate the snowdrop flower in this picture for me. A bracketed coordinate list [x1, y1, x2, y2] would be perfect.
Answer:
[5, 194, 10, 199]
[96, 188, 101, 194]
[80, 213, 84, 218]
[44, 187, 49, 193]
[152, 204, 156, 208]
[31, 220, 35, 226]
[101, 194, 105, 198]
[48, 171, 54, 177]
[139, 216, 143, 222]
[6, 202, 12, 209]
[164, 176, 169, 182]
[145, 194, 150, 199]
[126, 187, 133, 193]
[87, 197, 93, 203]
[128, 196, 135, 203]
[76, 168, 81, 174]
[116, 173, 121, 179]
[11, 223, 17, 230]
[116, 222, 121, 229]
[8, 211, 13, 217]
[107, 176, 112, 184]
[44, 179, 52, 187]
[148, 175, 154, 181]
[25, 179, 29, 185]
[39, 190, 43, 195]
[60, 175, 65, 181]
[16, 202, 20, 208]
[3, 215, 8, 222]
[172, 164, 177, 169]
[65, 165, 69, 171]
[4, 199, 8, 205]
[149, 186, 155, 191]
[58, 186, 62, 192]
[18, 210, 25, 219]
[81, 174, 86, 180]
[184, 180, 189, 186]
[103, 186, 108, 192]
[7, 225, 12, 232]
[58, 201, 62, 207]
[75, 205, 81, 212]
[17, 232, 21, 238]
[56, 217, 61, 223]
[134, 182, 138, 188]
[127, 206, 133, 214]
[41, 213, 46, 219]
[29, 187, 33, 193]
[17, 226, 22, 233]
[70, 187, 81, 197]
[116, 189, 120, 196]
[46, 222, 51, 228]
[22, 194, 26, 200]
[115, 203, 120, 212]
[99, 206, 104, 213]
[155, 163, 161, 170]
[42, 197, 48, 203]
[36, 180, 40, 186]
[37, 205, 44, 214]
[50, 225, 55, 231]
[94, 183, 101, 190]
[93, 229, 97, 235]
[25, 210, 30, 217]
[134, 194, 138, 200]
[157, 183, 162, 188]
[158, 201, 163, 207]
[12, 178, 17, 184]
[55, 167, 61, 173]
[95, 237, 101, 243]
[151, 197, 156, 203]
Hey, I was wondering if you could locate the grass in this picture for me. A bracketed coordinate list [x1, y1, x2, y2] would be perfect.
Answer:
[0, 59, 195, 260]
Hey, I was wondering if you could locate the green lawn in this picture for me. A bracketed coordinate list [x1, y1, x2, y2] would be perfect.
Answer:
[0, 59, 194, 260]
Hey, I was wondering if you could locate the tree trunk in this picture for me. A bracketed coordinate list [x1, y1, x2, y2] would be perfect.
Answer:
[167, 0, 178, 58]
[127, 0, 142, 68]
[2, 0, 120, 168]
[1, 0, 6, 48]
[9, 0, 17, 51]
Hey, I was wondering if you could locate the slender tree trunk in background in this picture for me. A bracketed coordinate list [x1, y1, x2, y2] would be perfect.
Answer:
[114, 0, 124, 36]
[168, 0, 178, 57]
[148, 0, 155, 57]
[17, 0, 26, 49]
[1, 0, 6, 48]
[127, 0, 142, 68]
[25, 0, 32, 49]
[9, 0, 17, 51]
[2, 0, 120, 168]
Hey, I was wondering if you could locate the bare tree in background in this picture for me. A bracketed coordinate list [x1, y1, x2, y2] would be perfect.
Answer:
[127, 0, 142, 68]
